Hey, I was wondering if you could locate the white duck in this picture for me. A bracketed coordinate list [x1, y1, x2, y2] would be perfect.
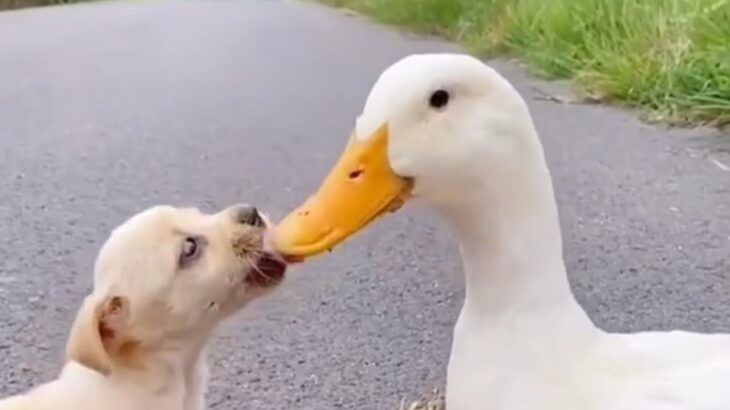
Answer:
[272, 54, 730, 410]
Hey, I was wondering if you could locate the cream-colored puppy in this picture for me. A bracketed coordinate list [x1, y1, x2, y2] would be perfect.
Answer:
[0, 204, 286, 410]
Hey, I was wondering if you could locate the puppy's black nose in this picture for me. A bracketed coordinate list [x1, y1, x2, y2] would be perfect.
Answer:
[233, 204, 264, 227]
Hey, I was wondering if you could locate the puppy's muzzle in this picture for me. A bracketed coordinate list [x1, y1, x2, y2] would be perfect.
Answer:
[227, 203, 287, 287]
[231, 204, 265, 227]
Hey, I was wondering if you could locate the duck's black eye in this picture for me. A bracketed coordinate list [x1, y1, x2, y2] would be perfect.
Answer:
[179, 237, 202, 268]
[429, 89, 450, 109]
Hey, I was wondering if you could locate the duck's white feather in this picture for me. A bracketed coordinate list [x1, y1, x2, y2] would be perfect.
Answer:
[361, 53, 730, 410]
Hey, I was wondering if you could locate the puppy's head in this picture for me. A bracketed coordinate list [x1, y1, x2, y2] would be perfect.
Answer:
[66, 204, 286, 376]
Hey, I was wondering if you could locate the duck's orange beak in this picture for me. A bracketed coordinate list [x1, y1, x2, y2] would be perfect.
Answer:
[273, 125, 412, 258]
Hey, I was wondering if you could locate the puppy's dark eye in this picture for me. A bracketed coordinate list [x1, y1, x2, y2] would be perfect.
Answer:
[429, 89, 450, 109]
[179, 237, 201, 268]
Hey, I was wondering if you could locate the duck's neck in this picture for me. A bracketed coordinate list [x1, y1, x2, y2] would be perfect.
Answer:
[438, 157, 597, 338]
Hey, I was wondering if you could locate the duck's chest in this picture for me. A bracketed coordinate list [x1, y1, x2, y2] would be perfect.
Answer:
[445, 311, 608, 410]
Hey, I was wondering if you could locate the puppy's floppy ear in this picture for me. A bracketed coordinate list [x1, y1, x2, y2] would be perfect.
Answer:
[65, 294, 130, 376]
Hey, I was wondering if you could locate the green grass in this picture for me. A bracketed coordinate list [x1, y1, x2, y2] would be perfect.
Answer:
[322, 0, 730, 126]
[0, 0, 84, 11]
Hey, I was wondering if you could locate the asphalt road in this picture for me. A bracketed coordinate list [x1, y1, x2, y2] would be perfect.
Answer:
[0, 1, 729, 409]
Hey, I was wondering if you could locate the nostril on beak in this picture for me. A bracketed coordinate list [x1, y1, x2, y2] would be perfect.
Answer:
[234, 204, 264, 227]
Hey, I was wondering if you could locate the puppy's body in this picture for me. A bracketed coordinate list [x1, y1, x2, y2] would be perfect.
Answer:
[1, 205, 285, 410]
[0, 359, 206, 410]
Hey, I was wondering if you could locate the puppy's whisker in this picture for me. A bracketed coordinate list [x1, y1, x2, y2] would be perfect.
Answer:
[235, 246, 263, 258]
[253, 263, 274, 282]
[246, 255, 275, 283]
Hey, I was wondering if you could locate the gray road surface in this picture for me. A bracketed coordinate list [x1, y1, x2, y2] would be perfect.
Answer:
[0, 1, 729, 409]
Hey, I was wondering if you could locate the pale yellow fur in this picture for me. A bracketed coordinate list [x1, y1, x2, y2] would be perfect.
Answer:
[0, 205, 280, 410]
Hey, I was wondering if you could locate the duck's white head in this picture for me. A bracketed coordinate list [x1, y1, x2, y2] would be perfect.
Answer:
[274, 54, 547, 258]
